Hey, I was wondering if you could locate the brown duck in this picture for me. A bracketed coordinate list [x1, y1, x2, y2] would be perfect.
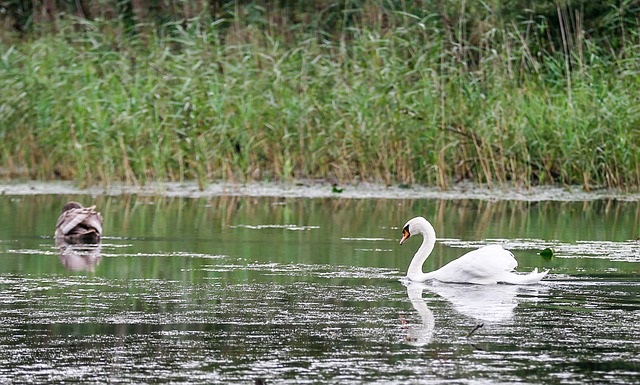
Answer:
[55, 201, 103, 242]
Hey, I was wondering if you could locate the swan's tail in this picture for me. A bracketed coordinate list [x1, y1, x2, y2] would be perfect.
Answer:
[500, 268, 549, 285]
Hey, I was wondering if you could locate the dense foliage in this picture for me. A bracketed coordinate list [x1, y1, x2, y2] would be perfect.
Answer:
[1, 1, 639, 189]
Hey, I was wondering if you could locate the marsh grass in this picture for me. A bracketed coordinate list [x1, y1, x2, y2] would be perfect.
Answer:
[1, 3, 639, 189]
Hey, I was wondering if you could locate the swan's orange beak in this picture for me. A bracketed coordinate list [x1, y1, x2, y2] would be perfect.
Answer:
[400, 229, 410, 245]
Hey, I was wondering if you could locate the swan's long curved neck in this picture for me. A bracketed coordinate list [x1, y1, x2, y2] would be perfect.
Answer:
[407, 227, 438, 282]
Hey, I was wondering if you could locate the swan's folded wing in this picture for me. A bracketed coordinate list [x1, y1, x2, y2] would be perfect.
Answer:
[434, 245, 518, 284]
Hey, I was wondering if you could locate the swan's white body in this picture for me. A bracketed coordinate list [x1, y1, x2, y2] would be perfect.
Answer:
[400, 217, 548, 285]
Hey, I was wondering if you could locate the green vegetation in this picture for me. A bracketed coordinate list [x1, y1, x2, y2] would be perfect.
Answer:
[539, 248, 555, 259]
[1, 1, 639, 190]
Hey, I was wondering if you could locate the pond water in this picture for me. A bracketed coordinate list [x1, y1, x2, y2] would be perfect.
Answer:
[0, 193, 639, 384]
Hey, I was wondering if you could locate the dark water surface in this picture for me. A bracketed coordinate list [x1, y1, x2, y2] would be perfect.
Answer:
[0, 195, 639, 384]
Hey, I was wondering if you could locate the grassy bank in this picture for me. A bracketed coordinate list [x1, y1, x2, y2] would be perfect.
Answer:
[1, 3, 639, 190]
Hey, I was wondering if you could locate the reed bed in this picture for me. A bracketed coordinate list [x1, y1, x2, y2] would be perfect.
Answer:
[1, 3, 639, 190]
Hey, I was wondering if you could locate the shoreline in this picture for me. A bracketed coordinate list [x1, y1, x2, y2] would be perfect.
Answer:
[1, 180, 639, 202]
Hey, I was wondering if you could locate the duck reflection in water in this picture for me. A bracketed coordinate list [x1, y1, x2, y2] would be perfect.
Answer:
[54, 201, 104, 271]
[56, 238, 102, 272]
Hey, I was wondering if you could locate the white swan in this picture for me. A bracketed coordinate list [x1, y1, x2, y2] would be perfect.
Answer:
[399, 216, 548, 285]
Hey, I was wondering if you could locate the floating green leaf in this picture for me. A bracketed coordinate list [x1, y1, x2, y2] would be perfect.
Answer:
[539, 248, 555, 259]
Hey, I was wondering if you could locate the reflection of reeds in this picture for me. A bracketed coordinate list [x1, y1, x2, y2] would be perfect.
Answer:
[1, 194, 638, 279]
[2, 3, 639, 189]
[3, 194, 639, 245]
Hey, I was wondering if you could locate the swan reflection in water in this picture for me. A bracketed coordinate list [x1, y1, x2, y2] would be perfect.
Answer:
[426, 281, 532, 323]
[55, 238, 102, 272]
[402, 281, 435, 346]
[401, 280, 544, 346]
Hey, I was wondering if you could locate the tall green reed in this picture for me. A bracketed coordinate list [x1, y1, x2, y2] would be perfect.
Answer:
[1, 2, 639, 189]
